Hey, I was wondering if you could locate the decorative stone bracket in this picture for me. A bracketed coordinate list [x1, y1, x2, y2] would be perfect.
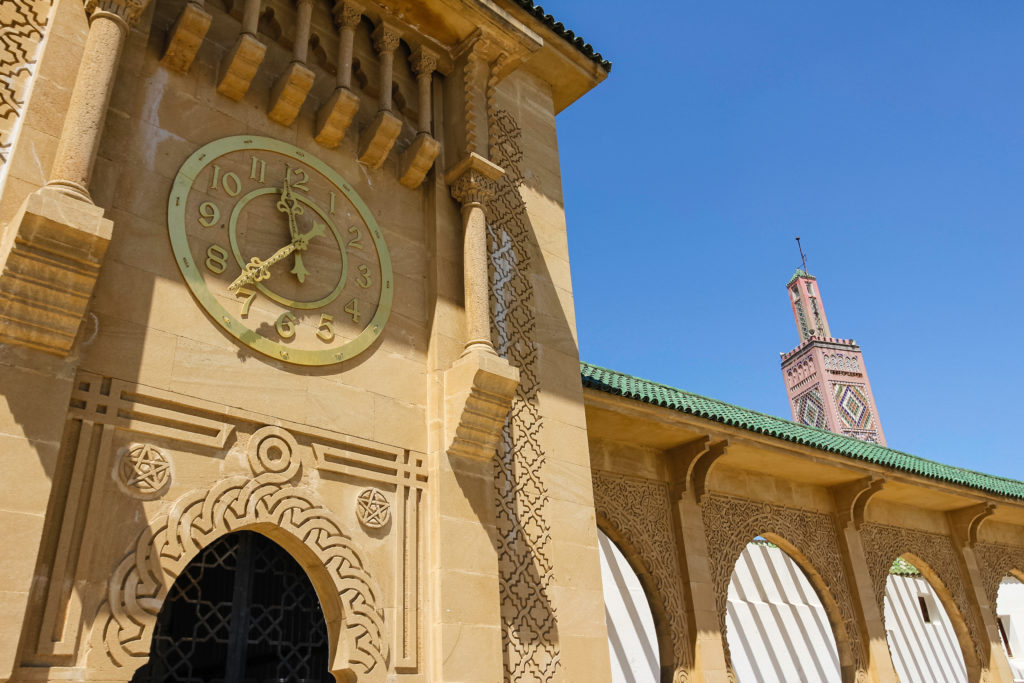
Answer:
[831, 475, 885, 530]
[0, 186, 112, 355]
[948, 502, 995, 548]
[444, 348, 519, 461]
[161, 1, 211, 72]
[667, 436, 728, 504]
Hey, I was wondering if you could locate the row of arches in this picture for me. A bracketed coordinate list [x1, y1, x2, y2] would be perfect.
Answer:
[599, 526, 1023, 683]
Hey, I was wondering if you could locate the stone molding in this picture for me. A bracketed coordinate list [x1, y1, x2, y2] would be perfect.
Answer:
[446, 153, 504, 206]
[700, 493, 867, 680]
[592, 471, 692, 682]
[831, 476, 885, 530]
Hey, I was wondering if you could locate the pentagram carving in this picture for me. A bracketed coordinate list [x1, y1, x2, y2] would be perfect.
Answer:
[356, 488, 391, 529]
[114, 444, 171, 498]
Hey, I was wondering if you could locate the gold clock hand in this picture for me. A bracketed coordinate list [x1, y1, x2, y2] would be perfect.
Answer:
[276, 171, 310, 283]
[228, 242, 298, 291]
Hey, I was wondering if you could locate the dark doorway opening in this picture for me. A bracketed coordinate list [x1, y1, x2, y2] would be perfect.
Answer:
[131, 530, 332, 683]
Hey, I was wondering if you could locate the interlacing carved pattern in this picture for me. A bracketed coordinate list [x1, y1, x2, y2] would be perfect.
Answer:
[488, 108, 559, 682]
[592, 472, 692, 682]
[860, 522, 985, 664]
[0, 0, 50, 168]
[98, 427, 388, 675]
[701, 494, 866, 677]
[975, 541, 1024, 609]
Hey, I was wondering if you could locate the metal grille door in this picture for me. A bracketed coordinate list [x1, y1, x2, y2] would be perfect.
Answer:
[131, 531, 331, 683]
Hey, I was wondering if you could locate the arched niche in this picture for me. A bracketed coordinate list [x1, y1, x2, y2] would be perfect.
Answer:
[131, 530, 334, 682]
[598, 526, 661, 683]
[725, 537, 842, 683]
[882, 554, 973, 683]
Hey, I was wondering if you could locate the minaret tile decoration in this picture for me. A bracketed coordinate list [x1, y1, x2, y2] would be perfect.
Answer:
[781, 249, 886, 445]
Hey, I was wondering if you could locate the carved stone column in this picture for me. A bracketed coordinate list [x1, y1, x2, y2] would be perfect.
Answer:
[399, 46, 440, 188]
[830, 478, 899, 682]
[268, 0, 315, 126]
[358, 22, 402, 168]
[0, 0, 148, 355]
[315, 1, 362, 147]
[161, 0, 212, 72]
[47, 0, 146, 202]
[442, 155, 518, 461]
[217, 0, 266, 100]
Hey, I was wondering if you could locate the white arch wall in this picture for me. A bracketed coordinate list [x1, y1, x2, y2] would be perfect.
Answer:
[598, 529, 660, 683]
[725, 542, 841, 683]
[996, 576, 1024, 681]
[883, 573, 967, 683]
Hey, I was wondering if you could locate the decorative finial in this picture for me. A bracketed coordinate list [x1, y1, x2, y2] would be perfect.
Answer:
[795, 236, 808, 275]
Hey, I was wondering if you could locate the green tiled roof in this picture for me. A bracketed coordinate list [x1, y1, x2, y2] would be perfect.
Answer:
[889, 557, 921, 576]
[580, 362, 1024, 501]
[787, 269, 815, 286]
[510, 1, 612, 71]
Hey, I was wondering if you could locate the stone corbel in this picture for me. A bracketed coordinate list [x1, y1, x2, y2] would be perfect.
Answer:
[444, 350, 519, 461]
[667, 436, 728, 505]
[948, 502, 995, 548]
[315, 1, 362, 148]
[161, 1, 211, 72]
[217, 0, 266, 101]
[830, 475, 884, 530]
[399, 46, 440, 188]
[358, 22, 402, 168]
[268, 0, 315, 126]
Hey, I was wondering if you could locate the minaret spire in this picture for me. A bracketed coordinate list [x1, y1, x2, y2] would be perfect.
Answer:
[780, 260, 886, 445]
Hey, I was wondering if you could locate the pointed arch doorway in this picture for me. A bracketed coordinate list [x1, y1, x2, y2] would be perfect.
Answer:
[131, 530, 333, 683]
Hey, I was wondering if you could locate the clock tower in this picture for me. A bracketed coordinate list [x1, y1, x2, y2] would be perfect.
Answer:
[781, 269, 887, 445]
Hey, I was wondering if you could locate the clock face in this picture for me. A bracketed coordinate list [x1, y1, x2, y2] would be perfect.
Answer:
[168, 136, 392, 366]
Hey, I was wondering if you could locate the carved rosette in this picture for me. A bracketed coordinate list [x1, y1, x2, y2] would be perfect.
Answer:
[701, 493, 867, 677]
[114, 443, 171, 498]
[592, 471, 693, 681]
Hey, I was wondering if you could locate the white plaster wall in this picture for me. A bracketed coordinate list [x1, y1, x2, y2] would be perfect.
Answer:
[996, 576, 1024, 681]
[726, 542, 841, 683]
[884, 573, 967, 683]
[598, 529, 659, 683]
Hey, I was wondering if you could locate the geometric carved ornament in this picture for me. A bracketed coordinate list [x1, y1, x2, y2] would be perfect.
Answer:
[356, 488, 391, 529]
[93, 426, 389, 678]
[113, 443, 171, 498]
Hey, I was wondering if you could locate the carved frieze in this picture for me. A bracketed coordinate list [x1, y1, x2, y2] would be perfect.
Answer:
[592, 471, 692, 682]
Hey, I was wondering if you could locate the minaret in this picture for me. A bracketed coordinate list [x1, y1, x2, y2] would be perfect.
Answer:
[780, 254, 887, 445]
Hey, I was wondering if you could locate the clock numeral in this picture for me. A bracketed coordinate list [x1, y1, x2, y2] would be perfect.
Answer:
[344, 298, 360, 324]
[235, 286, 257, 317]
[275, 311, 296, 339]
[287, 166, 310, 192]
[209, 164, 242, 197]
[250, 155, 266, 183]
[205, 244, 228, 274]
[316, 313, 335, 342]
[198, 201, 220, 228]
[356, 264, 371, 289]
[346, 226, 363, 250]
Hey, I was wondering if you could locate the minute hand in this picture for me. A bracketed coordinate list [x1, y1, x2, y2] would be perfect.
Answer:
[227, 222, 326, 292]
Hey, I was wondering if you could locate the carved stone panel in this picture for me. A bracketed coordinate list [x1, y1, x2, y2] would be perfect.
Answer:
[592, 471, 692, 682]
[975, 541, 1024, 609]
[860, 522, 985, 665]
[701, 493, 867, 678]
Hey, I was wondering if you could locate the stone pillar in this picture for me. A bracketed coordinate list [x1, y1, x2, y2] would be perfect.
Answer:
[399, 47, 441, 188]
[268, 0, 315, 126]
[47, 0, 146, 203]
[315, 1, 361, 148]
[357, 21, 402, 167]
[949, 505, 1015, 683]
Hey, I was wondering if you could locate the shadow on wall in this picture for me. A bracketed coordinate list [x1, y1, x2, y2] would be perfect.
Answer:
[725, 541, 842, 683]
[598, 528, 660, 683]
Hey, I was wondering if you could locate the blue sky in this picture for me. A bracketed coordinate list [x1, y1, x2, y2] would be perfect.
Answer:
[552, 1, 1024, 478]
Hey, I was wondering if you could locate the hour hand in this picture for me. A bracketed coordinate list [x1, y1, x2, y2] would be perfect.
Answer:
[228, 243, 297, 291]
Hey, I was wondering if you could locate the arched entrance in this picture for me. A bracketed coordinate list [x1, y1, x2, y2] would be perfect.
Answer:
[725, 538, 842, 682]
[883, 556, 968, 683]
[131, 531, 332, 683]
[995, 573, 1024, 680]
